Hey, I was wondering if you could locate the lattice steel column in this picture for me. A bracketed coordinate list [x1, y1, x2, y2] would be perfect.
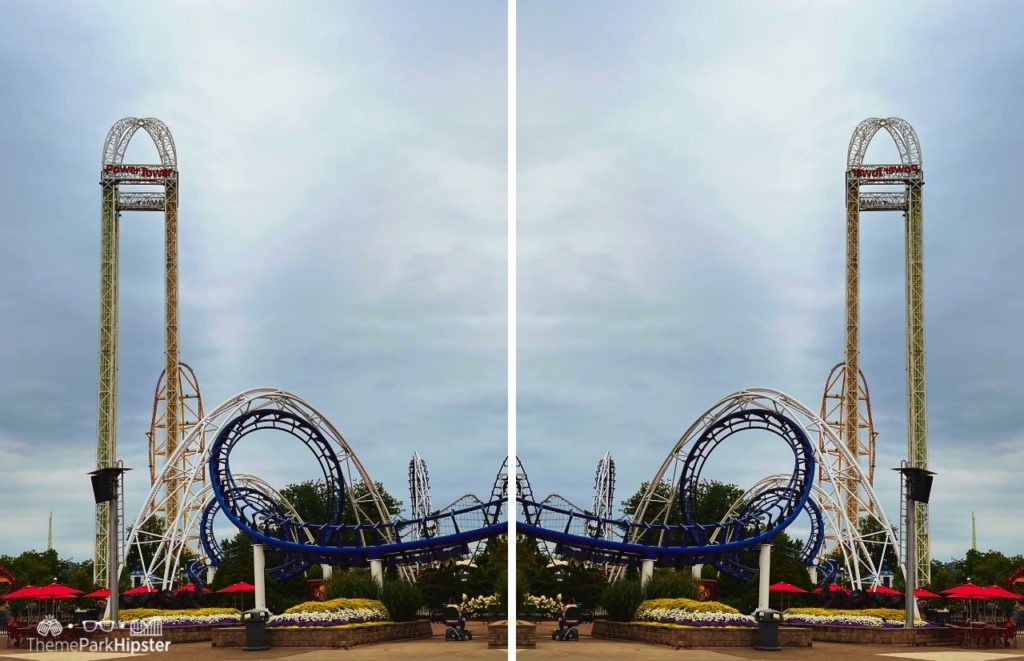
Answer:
[164, 173, 181, 531]
[95, 180, 119, 585]
[905, 180, 929, 585]
[842, 175, 861, 531]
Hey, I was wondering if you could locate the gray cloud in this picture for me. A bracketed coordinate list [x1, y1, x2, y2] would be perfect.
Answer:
[519, 0, 1024, 561]
[0, 1, 505, 559]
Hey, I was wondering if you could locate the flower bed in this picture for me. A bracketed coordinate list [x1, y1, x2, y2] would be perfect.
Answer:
[119, 607, 241, 628]
[783, 607, 926, 629]
[634, 598, 755, 628]
[267, 598, 389, 627]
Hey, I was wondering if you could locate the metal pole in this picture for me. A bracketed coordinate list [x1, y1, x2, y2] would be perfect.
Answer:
[640, 559, 654, 589]
[905, 484, 916, 629]
[758, 544, 771, 611]
[253, 544, 266, 611]
[369, 559, 383, 589]
[107, 474, 119, 625]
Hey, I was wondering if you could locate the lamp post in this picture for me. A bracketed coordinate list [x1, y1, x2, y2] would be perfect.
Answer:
[89, 464, 130, 624]
[895, 464, 935, 628]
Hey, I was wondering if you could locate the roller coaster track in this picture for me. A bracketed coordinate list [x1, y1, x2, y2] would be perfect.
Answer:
[123, 389, 505, 588]
[517, 388, 901, 590]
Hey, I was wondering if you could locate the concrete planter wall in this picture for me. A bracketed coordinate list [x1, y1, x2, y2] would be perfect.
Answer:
[592, 620, 812, 649]
[211, 620, 431, 649]
[487, 620, 531, 649]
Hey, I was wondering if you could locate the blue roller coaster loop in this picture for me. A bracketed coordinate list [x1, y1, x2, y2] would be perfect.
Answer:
[208, 408, 506, 568]
[193, 489, 315, 583]
[517, 409, 816, 572]
[711, 488, 826, 581]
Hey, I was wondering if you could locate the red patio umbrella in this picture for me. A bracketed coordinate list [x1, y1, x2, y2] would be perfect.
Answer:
[122, 585, 158, 596]
[942, 584, 990, 599]
[34, 584, 82, 599]
[812, 584, 851, 594]
[914, 588, 941, 599]
[217, 582, 255, 594]
[173, 584, 212, 595]
[770, 582, 808, 596]
[867, 585, 902, 596]
[769, 581, 808, 610]
[981, 585, 1022, 600]
[942, 584, 990, 625]
[82, 588, 110, 599]
[2, 585, 41, 600]
[218, 581, 256, 610]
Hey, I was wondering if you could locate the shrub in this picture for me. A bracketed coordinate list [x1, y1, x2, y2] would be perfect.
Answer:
[378, 580, 424, 622]
[325, 569, 378, 599]
[644, 570, 699, 600]
[600, 579, 644, 622]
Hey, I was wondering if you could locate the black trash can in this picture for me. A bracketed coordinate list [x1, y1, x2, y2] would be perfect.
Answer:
[242, 609, 270, 651]
[754, 608, 781, 651]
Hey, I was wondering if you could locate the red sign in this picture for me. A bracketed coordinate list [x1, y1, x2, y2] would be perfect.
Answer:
[697, 579, 718, 601]
[103, 164, 175, 178]
[850, 164, 920, 178]
[306, 579, 327, 601]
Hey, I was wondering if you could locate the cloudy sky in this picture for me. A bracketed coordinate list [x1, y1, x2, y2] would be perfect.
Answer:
[0, 1, 506, 560]
[2, 0, 1022, 575]
[519, 1, 1024, 561]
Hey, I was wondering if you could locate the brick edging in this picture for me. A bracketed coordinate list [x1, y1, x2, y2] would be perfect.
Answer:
[212, 620, 432, 648]
[592, 620, 812, 649]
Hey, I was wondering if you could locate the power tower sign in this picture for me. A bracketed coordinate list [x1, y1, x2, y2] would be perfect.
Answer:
[843, 117, 929, 586]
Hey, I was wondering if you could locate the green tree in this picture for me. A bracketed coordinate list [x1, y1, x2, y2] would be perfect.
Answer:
[621, 481, 682, 524]
[465, 536, 507, 605]
[554, 561, 606, 609]
[621, 479, 745, 528]
[416, 561, 466, 608]
[516, 536, 556, 606]
[278, 480, 402, 527]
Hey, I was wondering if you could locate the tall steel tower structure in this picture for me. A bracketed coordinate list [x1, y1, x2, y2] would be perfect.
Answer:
[843, 117, 928, 585]
[96, 117, 179, 585]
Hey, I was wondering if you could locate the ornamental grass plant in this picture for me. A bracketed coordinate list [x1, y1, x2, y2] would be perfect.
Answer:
[600, 579, 645, 622]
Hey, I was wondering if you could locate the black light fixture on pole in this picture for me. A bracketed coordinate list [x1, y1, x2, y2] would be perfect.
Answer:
[89, 464, 130, 625]
[894, 463, 935, 629]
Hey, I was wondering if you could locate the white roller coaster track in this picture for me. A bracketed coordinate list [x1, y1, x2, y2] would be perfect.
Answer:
[124, 388, 413, 588]
[614, 388, 901, 588]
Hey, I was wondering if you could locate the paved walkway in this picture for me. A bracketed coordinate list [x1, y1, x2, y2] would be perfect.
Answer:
[2, 626, 1022, 660]
[520, 622, 1024, 660]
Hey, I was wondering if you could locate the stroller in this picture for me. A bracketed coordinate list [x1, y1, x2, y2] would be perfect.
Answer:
[552, 604, 581, 641]
[443, 605, 472, 641]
